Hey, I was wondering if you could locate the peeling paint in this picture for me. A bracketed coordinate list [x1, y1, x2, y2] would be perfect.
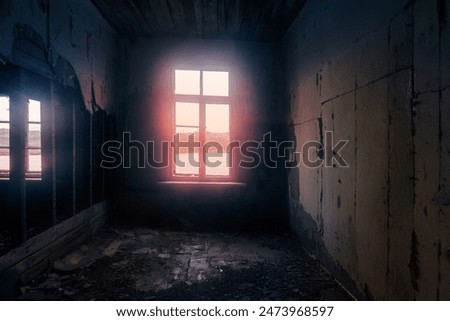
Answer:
[317, 117, 324, 160]
[0, 0, 117, 114]
[13, 24, 47, 56]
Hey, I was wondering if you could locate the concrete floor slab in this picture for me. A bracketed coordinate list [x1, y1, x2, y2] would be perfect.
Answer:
[19, 227, 352, 301]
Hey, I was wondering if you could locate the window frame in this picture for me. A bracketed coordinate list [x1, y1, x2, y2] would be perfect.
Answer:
[0, 92, 46, 182]
[25, 98, 43, 180]
[0, 95, 10, 180]
[171, 67, 233, 182]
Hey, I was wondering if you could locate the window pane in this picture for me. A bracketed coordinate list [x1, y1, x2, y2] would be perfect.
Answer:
[0, 148, 9, 172]
[27, 149, 42, 172]
[0, 123, 9, 147]
[175, 70, 200, 95]
[174, 149, 200, 176]
[203, 71, 229, 96]
[27, 123, 41, 148]
[205, 152, 229, 176]
[205, 130, 229, 153]
[175, 126, 199, 134]
[175, 102, 199, 126]
[205, 104, 229, 176]
[174, 127, 200, 154]
[0, 96, 9, 121]
[174, 126, 200, 176]
[206, 104, 229, 133]
[28, 99, 41, 122]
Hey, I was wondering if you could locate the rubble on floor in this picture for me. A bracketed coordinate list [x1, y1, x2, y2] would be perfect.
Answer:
[18, 227, 352, 300]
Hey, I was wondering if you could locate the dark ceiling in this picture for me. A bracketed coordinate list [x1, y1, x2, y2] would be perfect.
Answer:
[91, 0, 306, 42]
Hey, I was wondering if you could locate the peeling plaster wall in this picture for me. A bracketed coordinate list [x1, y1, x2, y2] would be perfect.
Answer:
[285, 0, 450, 299]
[0, 0, 116, 112]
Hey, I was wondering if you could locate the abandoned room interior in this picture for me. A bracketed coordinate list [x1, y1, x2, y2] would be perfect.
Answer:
[0, 0, 449, 301]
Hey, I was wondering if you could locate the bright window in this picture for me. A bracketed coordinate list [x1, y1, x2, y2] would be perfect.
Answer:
[26, 99, 42, 179]
[174, 69, 230, 179]
[0, 96, 10, 179]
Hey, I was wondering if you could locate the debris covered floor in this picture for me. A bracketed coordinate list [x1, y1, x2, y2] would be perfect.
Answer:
[20, 228, 352, 300]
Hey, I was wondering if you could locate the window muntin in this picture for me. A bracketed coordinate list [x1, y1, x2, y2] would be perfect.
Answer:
[26, 99, 42, 179]
[0, 96, 10, 178]
[173, 69, 230, 179]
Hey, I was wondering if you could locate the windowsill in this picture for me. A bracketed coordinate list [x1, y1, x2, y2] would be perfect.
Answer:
[158, 181, 246, 187]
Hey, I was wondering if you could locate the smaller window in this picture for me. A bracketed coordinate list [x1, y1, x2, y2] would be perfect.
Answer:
[0, 96, 10, 179]
[26, 99, 42, 180]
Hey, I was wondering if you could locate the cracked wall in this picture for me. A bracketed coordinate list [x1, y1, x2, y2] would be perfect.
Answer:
[284, 0, 450, 299]
[0, 0, 116, 113]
